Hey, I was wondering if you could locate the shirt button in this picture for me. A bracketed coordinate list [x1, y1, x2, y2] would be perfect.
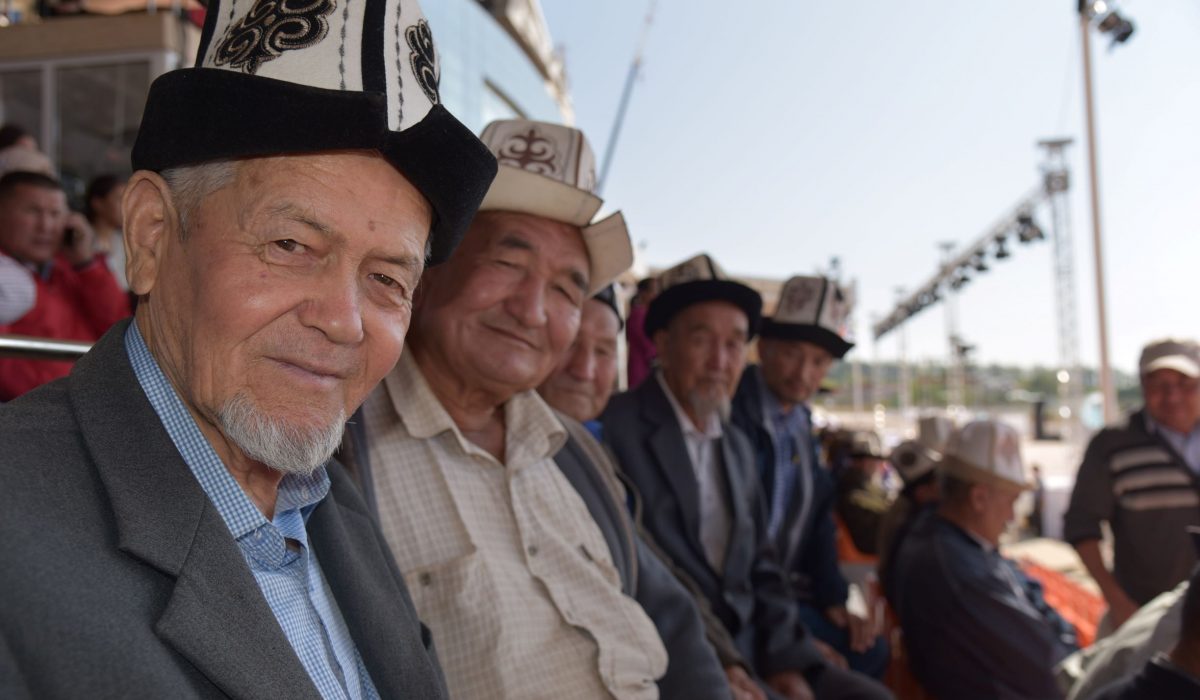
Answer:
[527, 544, 539, 557]
[419, 572, 433, 587]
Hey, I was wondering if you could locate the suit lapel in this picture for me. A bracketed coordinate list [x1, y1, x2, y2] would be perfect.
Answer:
[640, 378, 707, 564]
[717, 434, 752, 587]
[307, 475, 446, 699]
[69, 321, 319, 700]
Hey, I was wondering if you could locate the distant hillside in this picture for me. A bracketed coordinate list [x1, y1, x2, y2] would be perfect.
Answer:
[818, 360, 1141, 412]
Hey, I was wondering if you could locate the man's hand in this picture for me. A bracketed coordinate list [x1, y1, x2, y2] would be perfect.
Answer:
[812, 638, 848, 670]
[1074, 539, 1140, 630]
[1106, 588, 1139, 630]
[826, 604, 877, 653]
[62, 212, 96, 267]
[765, 671, 815, 700]
[725, 665, 767, 700]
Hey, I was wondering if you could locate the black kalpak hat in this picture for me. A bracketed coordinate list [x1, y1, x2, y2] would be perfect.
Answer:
[760, 275, 855, 358]
[644, 253, 762, 339]
[131, 0, 497, 265]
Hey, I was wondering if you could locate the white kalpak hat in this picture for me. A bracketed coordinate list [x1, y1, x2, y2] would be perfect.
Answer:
[131, 0, 497, 265]
[940, 420, 1032, 492]
[479, 119, 632, 294]
[761, 276, 855, 358]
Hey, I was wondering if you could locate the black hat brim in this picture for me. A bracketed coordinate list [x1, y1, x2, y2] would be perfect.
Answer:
[760, 319, 854, 358]
[644, 279, 763, 339]
[130, 69, 497, 265]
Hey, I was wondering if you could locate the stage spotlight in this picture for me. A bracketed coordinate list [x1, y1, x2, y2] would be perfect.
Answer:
[1016, 214, 1045, 243]
[1097, 11, 1134, 44]
[972, 254, 989, 273]
[995, 236, 1011, 260]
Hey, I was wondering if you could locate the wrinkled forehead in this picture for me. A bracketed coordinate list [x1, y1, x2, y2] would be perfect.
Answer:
[669, 300, 749, 336]
[468, 211, 588, 281]
[762, 337, 833, 360]
[582, 297, 621, 337]
[4, 183, 65, 207]
[1143, 368, 1200, 388]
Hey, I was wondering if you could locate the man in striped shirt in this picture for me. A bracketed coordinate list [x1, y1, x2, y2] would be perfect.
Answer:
[1065, 338, 1200, 632]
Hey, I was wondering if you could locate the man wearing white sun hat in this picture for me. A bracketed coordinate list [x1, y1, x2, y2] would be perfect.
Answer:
[352, 119, 734, 699]
[892, 420, 1079, 699]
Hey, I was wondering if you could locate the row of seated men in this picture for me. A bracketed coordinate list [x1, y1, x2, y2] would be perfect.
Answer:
[4, 3, 1194, 697]
[0, 2, 893, 694]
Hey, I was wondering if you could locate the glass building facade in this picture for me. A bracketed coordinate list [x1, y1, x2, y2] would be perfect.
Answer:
[425, 0, 568, 132]
[0, 0, 569, 197]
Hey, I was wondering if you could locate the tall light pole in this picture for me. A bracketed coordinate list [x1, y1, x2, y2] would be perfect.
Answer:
[1078, 0, 1134, 423]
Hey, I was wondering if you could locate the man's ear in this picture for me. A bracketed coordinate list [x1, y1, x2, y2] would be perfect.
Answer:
[969, 484, 989, 513]
[122, 171, 180, 296]
[652, 328, 669, 361]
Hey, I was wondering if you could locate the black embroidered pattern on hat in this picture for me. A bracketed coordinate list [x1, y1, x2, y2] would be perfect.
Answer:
[213, 0, 338, 75]
[496, 128, 557, 176]
[405, 20, 440, 105]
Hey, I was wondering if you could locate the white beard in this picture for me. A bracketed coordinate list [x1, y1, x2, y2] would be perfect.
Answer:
[686, 387, 731, 426]
[217, 392, 346, 477]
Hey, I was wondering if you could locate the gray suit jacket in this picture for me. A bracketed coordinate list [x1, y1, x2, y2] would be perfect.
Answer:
[0, 320, 448, 699]
[601, 376, 824, 678]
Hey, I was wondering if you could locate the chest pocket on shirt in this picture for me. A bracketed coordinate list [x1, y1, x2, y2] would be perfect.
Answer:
[402, 550, 502, 641]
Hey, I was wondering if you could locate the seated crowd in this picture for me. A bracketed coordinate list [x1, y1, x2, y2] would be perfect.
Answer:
[3, 3, 1199, 698]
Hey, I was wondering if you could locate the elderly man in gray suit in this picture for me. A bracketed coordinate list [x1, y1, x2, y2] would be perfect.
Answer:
[602, 254, 892, 700]
[0, 1, 496, 697]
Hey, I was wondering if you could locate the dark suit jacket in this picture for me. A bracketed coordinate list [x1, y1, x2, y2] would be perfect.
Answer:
[731, 366, 848, 609]
[601, 376, 824, 678]
[0, 320, 448, 699]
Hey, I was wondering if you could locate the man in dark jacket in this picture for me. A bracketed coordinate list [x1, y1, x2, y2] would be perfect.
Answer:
[604, 255, 892, 700]
[731, 275, 887, 678]
[538, 283, 766, 700]
[0, 0, 498, 694]
[893, 420, 1078, 699]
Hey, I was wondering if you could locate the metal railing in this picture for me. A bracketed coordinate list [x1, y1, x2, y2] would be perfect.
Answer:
[0, 334, 91, 361]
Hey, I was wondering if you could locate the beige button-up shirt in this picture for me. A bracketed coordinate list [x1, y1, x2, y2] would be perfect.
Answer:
[362, 351, 667, 699]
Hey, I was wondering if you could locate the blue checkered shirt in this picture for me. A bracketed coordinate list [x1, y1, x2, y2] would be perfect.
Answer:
[125, 323, 379, 700]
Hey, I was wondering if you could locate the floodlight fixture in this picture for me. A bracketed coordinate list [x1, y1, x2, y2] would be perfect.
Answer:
[1080, 0, 1135, 48]
[1097, 11, 1134, 44]
[1016, 213, 1044, 243]
[995, 235, 1011, 260]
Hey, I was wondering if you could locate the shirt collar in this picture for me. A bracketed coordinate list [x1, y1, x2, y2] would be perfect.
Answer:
[656, 371, 722, 441]
[1144, 412, 1200, 440]
[384, 350, 567, 469]
[762, 378, 807, 427]
[124, 321, 330, 540]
